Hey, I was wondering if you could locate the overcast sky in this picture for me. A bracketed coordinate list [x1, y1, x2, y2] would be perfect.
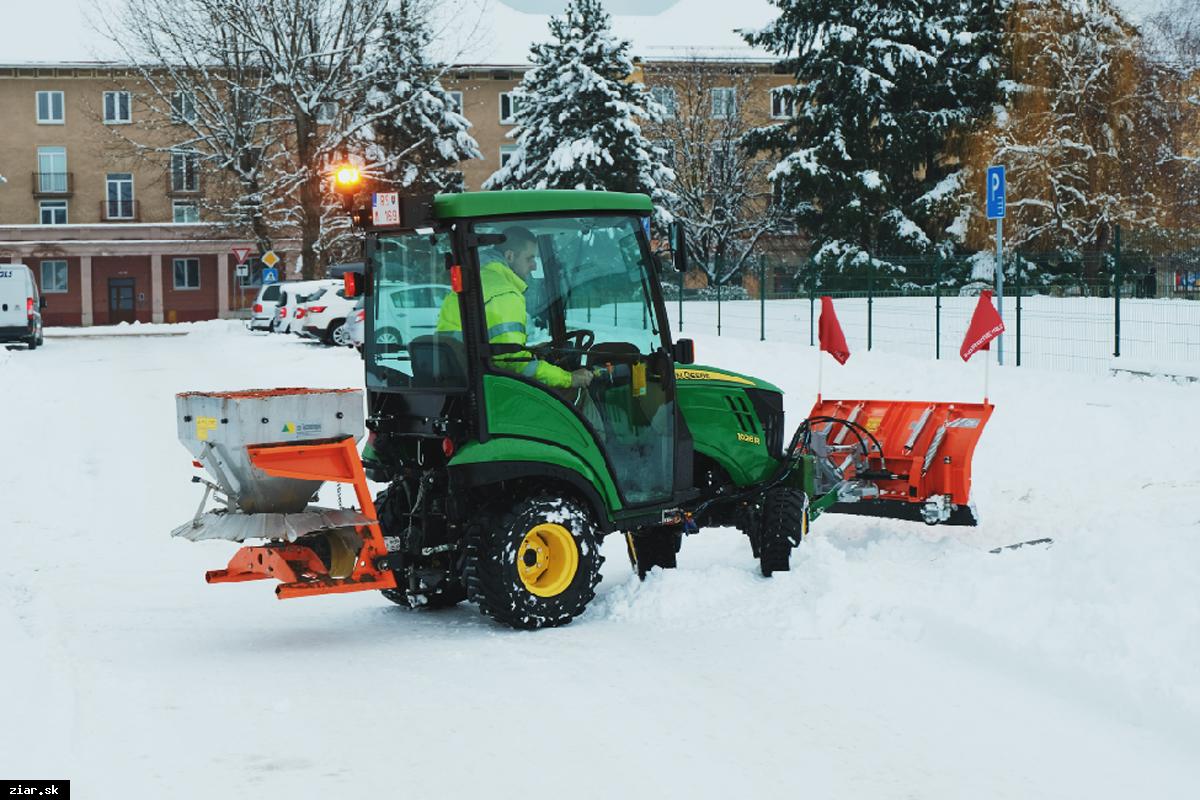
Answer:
[0, 0, 1170, 64]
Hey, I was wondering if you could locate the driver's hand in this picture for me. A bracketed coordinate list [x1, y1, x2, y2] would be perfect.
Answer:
[570, 368, 594, 388]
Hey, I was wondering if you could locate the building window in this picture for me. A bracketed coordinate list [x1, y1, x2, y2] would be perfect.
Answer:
[173, 201, 199, 223]
[36, 91, 64, 124]
[711, 140, 734, 177]
[41, 260, 68, 293]
[447, 91, 464, 114]
[500, 144, 518, 168]
[36, 146, 68, 193]
[173, 258, 200, 290]
[649, 86, 677, 119]
[104, 91, 132, 124]
[499, 92, 523, 124]
[770, 87, 796, 120]
[316, 101, 336, 124]
[39, 200, 68, 225]
[171, 149, 199, 192]
[710, 87, 737, 119]
[171, 91, 196, 123]
[105, 173, 135, 219]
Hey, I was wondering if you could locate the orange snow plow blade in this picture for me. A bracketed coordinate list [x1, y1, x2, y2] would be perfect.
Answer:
[204, 437, 397, 598]
[809, 399, 993, 526]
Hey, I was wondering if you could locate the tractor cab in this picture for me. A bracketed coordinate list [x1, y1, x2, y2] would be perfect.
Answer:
[353, 190, 696, 528]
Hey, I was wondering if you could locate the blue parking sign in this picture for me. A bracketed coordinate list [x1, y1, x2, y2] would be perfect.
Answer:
[262, 267, 279, 284]
[986, 165, 1006, 219]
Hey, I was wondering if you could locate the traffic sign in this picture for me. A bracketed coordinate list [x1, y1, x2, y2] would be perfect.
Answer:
[262, 267, 279, 284]
[986, 165, 1006, 220]
[231, 247, 252, 266]
[261, 250, 280, 268]
[235, 265, 248, 278]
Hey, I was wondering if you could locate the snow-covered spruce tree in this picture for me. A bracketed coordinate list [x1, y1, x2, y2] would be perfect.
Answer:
[743, 0, 1005, 278]
[483, 0, 673, 221]
[364, 0, 482, 195]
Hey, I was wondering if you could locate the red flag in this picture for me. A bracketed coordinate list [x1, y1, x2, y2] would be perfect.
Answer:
[818, 296, 850, 365]
[960, 290, 1006, 361]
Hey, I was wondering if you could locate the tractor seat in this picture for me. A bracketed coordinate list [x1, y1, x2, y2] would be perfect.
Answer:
[408, 334, 468, 385]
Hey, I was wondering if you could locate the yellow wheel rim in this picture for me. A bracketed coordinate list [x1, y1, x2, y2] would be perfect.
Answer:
[517, 523, 579, 598]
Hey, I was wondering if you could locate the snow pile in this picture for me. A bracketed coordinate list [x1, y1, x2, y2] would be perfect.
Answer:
[2, 321, 1199, 797]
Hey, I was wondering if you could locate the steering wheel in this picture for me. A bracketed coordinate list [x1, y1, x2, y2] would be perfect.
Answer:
[561, 329, 595, 353]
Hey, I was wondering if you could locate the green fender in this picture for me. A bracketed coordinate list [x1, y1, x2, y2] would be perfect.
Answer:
[448, 437, 622, 520]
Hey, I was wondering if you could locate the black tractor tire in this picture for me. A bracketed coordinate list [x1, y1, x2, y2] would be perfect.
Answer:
[374, 486, 466, 610]
[465, 494, 603, 630]
[626, 527, 682, 579]
[758, 487, 808, 577]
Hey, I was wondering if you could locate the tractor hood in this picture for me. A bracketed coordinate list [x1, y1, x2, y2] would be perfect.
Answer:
[673, 364, 782, 394]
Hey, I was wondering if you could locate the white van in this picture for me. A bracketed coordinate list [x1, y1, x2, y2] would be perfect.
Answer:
[0, 264, 44, 350]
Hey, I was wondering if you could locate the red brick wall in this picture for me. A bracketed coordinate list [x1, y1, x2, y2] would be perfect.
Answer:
[33, 256, 83, 326]
[162, 254, 218, 322]
[92, 255, 153, 325]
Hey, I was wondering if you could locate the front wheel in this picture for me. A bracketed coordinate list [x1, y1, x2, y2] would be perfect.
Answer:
[465, 495, 603, 629]
[757, 487, 808, 577]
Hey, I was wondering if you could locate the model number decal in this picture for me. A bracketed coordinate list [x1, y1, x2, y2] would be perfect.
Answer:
[736, 432, 761, 445]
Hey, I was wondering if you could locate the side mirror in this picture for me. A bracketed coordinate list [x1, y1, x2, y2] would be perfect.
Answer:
[670, 220, 688, 274]
[672, 338, 695, 365]
[343, 271, 366, 298]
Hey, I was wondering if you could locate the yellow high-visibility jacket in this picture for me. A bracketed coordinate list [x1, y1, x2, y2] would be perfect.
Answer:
[436, 257, 573, 389]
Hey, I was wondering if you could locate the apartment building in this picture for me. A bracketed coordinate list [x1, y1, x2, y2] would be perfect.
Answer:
[0, 63, 283, 326]
[0, 58, 794, 326]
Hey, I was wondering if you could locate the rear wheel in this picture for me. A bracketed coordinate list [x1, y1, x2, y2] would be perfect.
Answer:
[465, 494, 603, 629]
[328, 319, 350, 347]
[26, 335, 37, 351]
[757, 487, 808, 577]
[375, 326, 403, 348]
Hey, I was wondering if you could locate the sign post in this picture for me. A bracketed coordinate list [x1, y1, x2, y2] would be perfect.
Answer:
[986, 165, 1006, 366]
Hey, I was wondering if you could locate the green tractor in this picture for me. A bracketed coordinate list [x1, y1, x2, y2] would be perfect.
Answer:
[334, 189, 992, 629]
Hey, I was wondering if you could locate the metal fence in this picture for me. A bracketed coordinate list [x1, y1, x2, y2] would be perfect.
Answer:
[665, 230, 1200, 377]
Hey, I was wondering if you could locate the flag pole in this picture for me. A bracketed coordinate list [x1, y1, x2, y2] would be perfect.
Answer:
[818, 349, 824, 404]
[984, 348, 990, 404]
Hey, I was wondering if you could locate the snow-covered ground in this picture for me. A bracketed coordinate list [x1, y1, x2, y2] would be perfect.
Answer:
[2, 321, 1199, 798]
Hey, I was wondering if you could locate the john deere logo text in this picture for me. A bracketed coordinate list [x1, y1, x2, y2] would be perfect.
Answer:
[736, 432, 761, 445]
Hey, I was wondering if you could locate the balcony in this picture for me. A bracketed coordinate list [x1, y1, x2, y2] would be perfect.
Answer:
[32, 172, 74, 197]
[99, 199, 141, 222]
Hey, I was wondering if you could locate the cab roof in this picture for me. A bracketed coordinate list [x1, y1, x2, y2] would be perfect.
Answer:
[432, 190, 653, 220]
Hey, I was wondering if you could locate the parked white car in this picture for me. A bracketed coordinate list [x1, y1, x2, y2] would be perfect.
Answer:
[275, 280, 334, 334]
[300, 284, 357, 346]
[249, 282, 283, 331]
[345, 296, 365, 354]
[374, 283, 452, 347]
[0, 263, 44, 350]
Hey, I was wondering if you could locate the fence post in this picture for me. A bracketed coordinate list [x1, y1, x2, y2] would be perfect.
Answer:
[934, 256, 942, 360]
[808, 259, 815, 347]
[1113, 224, 1122, 358]
[867, 259, 874, 351]
[1016, 254, 1022, 367]
[759, 260, 766, 341]
[587, 287, 592, 323]
[717, 263, 722, 337]
[678, 262, 684, 332]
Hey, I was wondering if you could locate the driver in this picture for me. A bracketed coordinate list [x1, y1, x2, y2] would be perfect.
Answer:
[436, 226, 593, 389]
